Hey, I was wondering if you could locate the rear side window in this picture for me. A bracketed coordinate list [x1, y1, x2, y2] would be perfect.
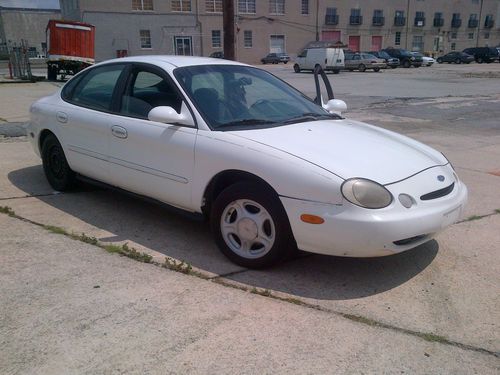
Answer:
[69, 64, 126, 111]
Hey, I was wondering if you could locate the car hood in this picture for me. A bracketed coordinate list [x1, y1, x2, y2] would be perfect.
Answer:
[228, 120, 447, 185]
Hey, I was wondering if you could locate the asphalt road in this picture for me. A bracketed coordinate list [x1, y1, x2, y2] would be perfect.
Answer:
[1, 62, 499, 374]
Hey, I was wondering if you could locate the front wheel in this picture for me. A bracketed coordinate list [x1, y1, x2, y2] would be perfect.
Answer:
[41, 134, 76, 191]
[211, 182, 294, 268]
[373, 67, 380, 72]
[437, 58, 443, 64]
[455, 58, 461, 64]
[358, 64, 366, 72]
[293, 64, 300, 73]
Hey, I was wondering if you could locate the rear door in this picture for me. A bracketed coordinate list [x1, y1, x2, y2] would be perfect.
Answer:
[60, 63, 127, 183]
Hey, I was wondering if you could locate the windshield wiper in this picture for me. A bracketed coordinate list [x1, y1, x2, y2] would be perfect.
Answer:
[216, 119, 277, 129]
[282, 112, 338, 125]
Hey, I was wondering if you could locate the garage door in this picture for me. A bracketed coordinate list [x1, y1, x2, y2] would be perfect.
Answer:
[270, 35, 285, 53]
[348, 36, 360, 52]
[372, 36, 382, 51]
[321, 30, 341, 43]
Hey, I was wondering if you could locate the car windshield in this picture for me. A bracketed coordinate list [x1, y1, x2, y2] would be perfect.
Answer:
[174, 65, 338, 130]
[378, 51, 390, 59]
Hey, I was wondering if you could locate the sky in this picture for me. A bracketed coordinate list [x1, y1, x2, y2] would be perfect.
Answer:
[0, 0, 60, 9]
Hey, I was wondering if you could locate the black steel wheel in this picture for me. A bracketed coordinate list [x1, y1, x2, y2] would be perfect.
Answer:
[41, 134, 76, 191]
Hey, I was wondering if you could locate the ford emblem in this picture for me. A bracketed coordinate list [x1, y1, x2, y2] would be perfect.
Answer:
[437, 175, 445, 182]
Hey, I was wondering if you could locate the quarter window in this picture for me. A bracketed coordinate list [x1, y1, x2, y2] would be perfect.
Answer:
[70, 64, 126, 111]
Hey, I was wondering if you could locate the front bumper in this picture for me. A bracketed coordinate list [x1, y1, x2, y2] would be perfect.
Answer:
[280, 166, 468, 257]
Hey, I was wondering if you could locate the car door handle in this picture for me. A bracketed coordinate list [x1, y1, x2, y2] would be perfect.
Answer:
[56, 111, 68, 123]
[111, 125, 128, 139]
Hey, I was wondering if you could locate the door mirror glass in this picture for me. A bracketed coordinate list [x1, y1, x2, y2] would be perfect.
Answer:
[148, 102, 195, 126]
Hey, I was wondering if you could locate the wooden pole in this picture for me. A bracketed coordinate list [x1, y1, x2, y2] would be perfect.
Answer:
[223, 0, 235, 60]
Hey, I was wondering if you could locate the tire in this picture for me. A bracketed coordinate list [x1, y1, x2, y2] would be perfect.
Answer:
[293, 64, 300, 73]
[284, 61, 288, 64]
[358, 64, 366, 72]
[332, 69, 340, 74]
[373, 67, 380, 72]
[455, 58, 461, 64]
[403, 60, 411, 68]
[41, 134, 76, 191]
[437, 58, 443, 64]
[476, 57, 483, 64]
[211, 182, 294, 268]
[391, 65, 397, 69]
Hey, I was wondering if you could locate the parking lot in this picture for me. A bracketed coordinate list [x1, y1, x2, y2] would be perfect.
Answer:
[1, 62, 499, 374]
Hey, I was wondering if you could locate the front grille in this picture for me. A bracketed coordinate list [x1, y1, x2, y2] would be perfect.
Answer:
[420, 182, 455, 201]
[393, 234, 428, 246]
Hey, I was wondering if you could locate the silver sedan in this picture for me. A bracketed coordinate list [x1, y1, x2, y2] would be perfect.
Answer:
[345, 53, 387, 72]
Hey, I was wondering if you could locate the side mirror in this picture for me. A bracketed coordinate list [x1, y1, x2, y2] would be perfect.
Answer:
[148, 102, 194, 127]
[324, 99, 347, 115]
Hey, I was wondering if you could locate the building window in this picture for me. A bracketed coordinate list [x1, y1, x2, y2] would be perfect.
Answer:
[415, 11, 425, 26]
[350, 8, 362, 25]
[484, 32, 489, 39]
[395, 31, 401, 45]
[451, 32, 457, 39]
[484, 14, 494, 28]
[395, 10, 405, 26]
[238, 0, 256, 14]
[451, 42, 456, 51]
[325, 8, 338, 25]
[132, 0, 153, 10]
[468, 14, 478, 28]
[472, 0, 479, 4]
[244, 30, 252, 47]
[373, 10, 384, 26]
[270, 34, 285, 53]
[212, 30, 221, 47]
[269, 0, 284, 15]
[172, 0, 191, 12]
[301, 0, 308, 15]
[452, 13, 461, 28]
[140, 30, 152, 48]
[468, 32, 474, 39]
[206, 0, 222, 13]
[434, 12, 444, 27]
[412, 35, 423, 51]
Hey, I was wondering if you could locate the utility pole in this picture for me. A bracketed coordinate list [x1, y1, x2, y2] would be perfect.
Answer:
[223, 0, 235, 60]
[315, 0, 319, 41]
[405, 0, 410, 49]
[476, 0, 483, 47]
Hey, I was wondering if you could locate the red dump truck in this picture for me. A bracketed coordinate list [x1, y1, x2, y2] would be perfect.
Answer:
[46, 19, 95, 80]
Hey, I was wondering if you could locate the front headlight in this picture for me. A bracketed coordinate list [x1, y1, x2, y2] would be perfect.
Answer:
[341, 178, 393, 209]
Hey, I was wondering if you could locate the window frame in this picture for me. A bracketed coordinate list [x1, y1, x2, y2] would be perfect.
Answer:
[132, 0, 154, 11]
[140, 29, 152, 49]
[211, 30, 222, 48]
[243, 30, 253, 48]
[205, 0, 222, 13]
[61, 63, 130, 115]
[301, 0, 309, 15]
[238, 0, 256, 14]
[269, 0, 285, 16]
[172, 0, 192, 12]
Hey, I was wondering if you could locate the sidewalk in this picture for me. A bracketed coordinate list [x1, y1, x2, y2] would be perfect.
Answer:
[1, 212, 497, 375]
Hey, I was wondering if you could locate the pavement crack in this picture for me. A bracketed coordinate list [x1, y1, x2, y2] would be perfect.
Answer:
[0, 193, 63, 201]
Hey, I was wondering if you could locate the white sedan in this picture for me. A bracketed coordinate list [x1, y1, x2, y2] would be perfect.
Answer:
[28, 56, 467, 268]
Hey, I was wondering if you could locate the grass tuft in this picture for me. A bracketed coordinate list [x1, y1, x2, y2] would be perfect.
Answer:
[163, 257, 192, 274]
[0, 206, 16, 216]
[44, 225, 68, 235]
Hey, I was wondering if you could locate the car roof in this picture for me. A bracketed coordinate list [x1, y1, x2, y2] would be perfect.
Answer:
[93, 55, 247, 69]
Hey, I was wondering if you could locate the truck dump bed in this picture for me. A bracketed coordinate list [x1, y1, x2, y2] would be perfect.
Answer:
[46, 20, 95, 64]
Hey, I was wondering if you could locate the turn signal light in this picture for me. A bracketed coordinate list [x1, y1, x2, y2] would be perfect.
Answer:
[300, 214, 325, 224]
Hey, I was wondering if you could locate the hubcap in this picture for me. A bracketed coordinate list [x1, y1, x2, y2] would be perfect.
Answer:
[220, 199, 275, 259]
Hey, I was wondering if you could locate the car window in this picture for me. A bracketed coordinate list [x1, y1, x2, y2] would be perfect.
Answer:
[120, 69, 182, 119]
[298, 50, 307, 58]
[70, 64, 126, 111]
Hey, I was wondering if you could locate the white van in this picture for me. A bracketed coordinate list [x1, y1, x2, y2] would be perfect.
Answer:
[293, 48, 345, 74]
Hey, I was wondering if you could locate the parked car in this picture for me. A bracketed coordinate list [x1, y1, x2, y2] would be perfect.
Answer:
[28, 55, 467, 268]
[209, 51, 224, 59]
[436, 52, 474, 64]
[463, 47, 499, 63]
[261, 53, 286, 64]
[344, 53, 386, 72]
[277, 53, 290, 64]
[294, 47, 345, 74]
[411, 52, 435, 66]
[367, 51, 400, 68]
[382, 48, 422, 68]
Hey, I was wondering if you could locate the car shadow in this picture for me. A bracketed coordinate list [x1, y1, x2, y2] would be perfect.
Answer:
[9, 165, 438, 300]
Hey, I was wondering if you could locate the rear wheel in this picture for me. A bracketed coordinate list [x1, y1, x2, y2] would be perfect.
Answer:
[437, 58, 443, 64]
[373, 67, 380, 72]
[41, 134, 76, 191]
[47, 65, 57, 80]
[358, 64, 366, 72]
[293, 64, 300, 73]
[211, 182, 294, 268]
[403, 60, 411, 68]
[332, 69, 340, 74]
[455, 58, 461, 64]
[476, 57, 483, 64]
